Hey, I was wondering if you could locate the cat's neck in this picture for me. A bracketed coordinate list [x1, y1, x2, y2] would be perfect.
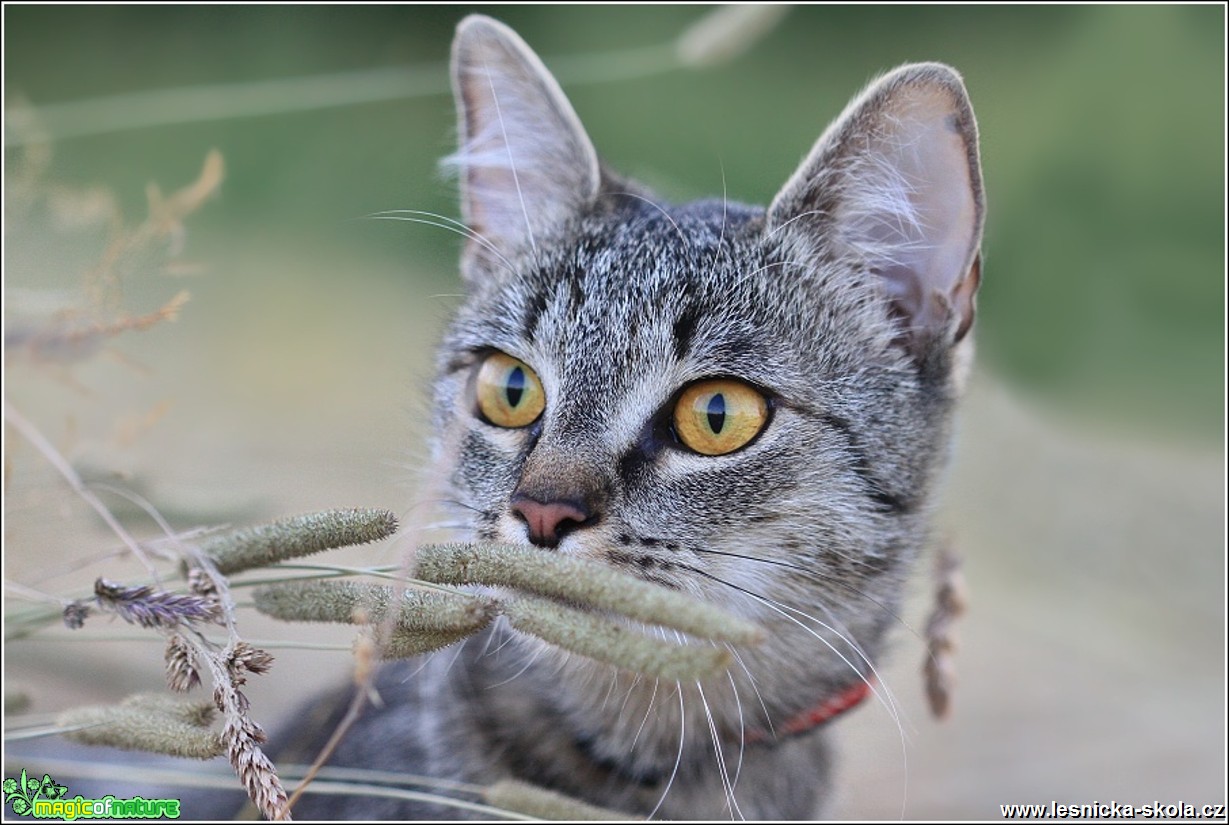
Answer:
[446, 629, 839, 818]
[446, 624, 869, 803]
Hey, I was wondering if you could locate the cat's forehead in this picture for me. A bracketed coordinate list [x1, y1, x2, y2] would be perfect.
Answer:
[444, 193, 883, 445]
[465, 200, 794, 380]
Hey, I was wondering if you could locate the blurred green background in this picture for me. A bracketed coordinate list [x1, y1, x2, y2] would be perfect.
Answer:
[4, 5, 1225, 820]
[5, 4, 1223, 441]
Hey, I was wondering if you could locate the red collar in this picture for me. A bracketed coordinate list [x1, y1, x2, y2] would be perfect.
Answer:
[743, 678, 873, 744]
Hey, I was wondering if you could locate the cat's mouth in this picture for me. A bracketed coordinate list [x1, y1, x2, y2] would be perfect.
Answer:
[479, 514, 693, 591]
[416, 540, 767, 689]
[451, 530, 888, 741]
[596, 545, 685, 590]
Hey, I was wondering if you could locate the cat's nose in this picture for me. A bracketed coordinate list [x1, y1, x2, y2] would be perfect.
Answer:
[510, 495, 593, 548]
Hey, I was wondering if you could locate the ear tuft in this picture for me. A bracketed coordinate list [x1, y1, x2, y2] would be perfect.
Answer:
[447, 16, 601, 273]
[769, 63, 984, 356]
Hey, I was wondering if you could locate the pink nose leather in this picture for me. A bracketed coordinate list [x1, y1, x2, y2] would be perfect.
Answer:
[511, 497, 589, 548]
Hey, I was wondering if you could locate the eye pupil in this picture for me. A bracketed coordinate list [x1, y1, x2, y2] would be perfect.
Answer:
[706, 393, 726, 434]
[505, 366, 525, 408]
[475, 353, 544, 428]
[673, 379, 768, 456]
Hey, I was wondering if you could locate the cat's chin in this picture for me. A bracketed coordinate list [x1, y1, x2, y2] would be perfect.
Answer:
[462, 529, 885, 719]
[496, 611, 874, 754]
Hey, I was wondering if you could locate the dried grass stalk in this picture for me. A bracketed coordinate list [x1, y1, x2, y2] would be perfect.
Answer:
[211, 668, 290, 820]
[675, 5, 791, 68]
[415, 544, 763, 646]
[252, 580, 495, 635]
[371, 627, 481, 660]
[484, 779, 642, 821]
[119, 692, 218, 727]
[58, 694, 223, 758]
[923, 540, 968, 719]
[203, 509, 398, 575]
[9, 291, 193, 365]
[503, 594, 732, 681]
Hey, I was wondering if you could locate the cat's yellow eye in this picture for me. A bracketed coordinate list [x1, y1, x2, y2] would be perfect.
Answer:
[475, 352, 546, 428]
[673, 379, 769, 456]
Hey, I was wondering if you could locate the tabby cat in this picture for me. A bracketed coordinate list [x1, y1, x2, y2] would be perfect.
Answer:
[281, 14, 984, 819]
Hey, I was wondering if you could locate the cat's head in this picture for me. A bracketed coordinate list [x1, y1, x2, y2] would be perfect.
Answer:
[429, 15, 983, 744]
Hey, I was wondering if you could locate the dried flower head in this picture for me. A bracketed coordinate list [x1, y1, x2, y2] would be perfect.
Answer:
[61, 600, 92, 630]
[185, 565, 219, 600]
[215, 680, 288, 820]
[164, 633, 202, 692]
[228, 642, 275, 684]
[923, 541, 968, 719]
[93, 578, 221, 629]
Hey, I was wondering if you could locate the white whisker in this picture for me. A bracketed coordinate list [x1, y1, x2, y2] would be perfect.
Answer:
[610, 191, 690, 250]
[704, 162, 730, 284]
[732, 577, 900, 729]
[600, 668, 621, 712]
[691, 568, 909, 815]
[764, 207, 830, 241]
[481, 55, 538, 257]
[696, 677, 742, 820]
[647, 682, 686, 821]
[725, 664, 747, 790]
[486, 629, 546, 689]
[362, 211, 518, 276]
[617, 671, 645, 728]
[772, 596, 909, 736]
[728, 646, 774, 740]
[629, 677, 660, 754]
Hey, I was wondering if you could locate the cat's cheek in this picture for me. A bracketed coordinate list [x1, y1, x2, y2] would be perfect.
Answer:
[492, 509, 532, 546]
[450, 425, 532, 502]
[649, 411, 795, 501]
[948, 334, 976, 397]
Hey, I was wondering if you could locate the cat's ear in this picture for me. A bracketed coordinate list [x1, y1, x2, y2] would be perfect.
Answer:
[769, 63, 984, 356]
[447, 15, 601, 275]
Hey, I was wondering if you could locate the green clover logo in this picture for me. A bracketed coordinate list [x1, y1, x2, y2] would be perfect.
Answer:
[4, 769, 67, 817]
[39, 775, 68, 800]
